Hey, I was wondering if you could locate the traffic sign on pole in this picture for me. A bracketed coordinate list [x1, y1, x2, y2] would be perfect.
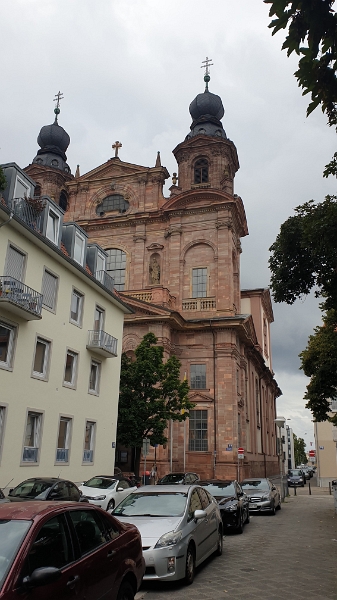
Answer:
[309, 450, 315, 457]
[142, 438, 150, 456]
[238, 447, 244, 454]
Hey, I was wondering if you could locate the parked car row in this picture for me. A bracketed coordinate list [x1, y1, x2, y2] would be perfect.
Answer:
[0, 472, 282, 598]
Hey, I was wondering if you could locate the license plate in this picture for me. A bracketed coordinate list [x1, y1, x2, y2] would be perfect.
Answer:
[250, 504, 258, 508]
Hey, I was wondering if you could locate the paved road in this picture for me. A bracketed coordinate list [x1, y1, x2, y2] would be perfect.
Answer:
[136, 483, 337, 600]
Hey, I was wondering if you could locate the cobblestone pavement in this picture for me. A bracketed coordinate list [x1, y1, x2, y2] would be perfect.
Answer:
[136, 484, 337, 600]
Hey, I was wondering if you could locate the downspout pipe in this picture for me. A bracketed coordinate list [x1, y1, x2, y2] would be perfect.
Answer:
[209, 320, 217, 478]
[259, 376, 267, 477]
[0, 211, 14, 228]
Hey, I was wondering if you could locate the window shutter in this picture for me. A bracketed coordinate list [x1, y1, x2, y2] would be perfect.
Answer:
[42, 270, 58, 310]
[5, 246, 25, 281]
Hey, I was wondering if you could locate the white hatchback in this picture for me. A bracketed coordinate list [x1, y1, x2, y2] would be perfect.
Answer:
[79, 475, 137, 511]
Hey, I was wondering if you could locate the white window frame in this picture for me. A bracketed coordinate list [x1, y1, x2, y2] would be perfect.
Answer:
[88, 359, 101, 395]
[96, 251, 106, 274]
[73, 231, 85, 265]
[0, 320, 17, 371]
[41, 267, 59, 312]
[63, 349, 79, 389]
[31, 336, 51, 381]
[46, 208, 60, 245]
[55, 416, 73, 464]
[0, 405, 8, 465]
[21, 410, 44, 465]
[14, 176, 31, 200]
[94, 305, 105, 331]
[83, 420, 96, 464]
[70, 288, 84, 327]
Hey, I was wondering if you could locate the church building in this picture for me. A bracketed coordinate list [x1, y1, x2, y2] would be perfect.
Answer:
[24, 70, 281, 480]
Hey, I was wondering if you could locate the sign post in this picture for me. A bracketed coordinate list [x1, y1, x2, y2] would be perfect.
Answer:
[142, 438, 150, 485]
[237, 447, 244, 481]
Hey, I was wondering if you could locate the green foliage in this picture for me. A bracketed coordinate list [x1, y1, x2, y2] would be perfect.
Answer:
[300, 309, 337, 424]
[269, 195, 337, 310]
[0, 167, 7, 193]
[293, 433, 307, 466]
[264, 1, 337, 128]
[117, 332, 194, 459]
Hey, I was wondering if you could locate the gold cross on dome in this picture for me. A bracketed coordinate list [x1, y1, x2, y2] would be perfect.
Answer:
[53, 91, 64, 110]
[201, 57, 213, 76]
[112, 140, 122, 158]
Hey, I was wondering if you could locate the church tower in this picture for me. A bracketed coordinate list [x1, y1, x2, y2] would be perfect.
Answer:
[25, 92, 73, 211]
[57, 64, 280, 480]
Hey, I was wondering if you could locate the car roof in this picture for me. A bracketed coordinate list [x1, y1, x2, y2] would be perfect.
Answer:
[14, 477, 68, 484]
[199, 479, 236, 485]
[130, 484, 192, 493]
[0, 501, 84, 521]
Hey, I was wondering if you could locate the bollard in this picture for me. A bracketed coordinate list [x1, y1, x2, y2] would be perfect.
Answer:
[294, 485, 297, 496]
[308, 480, 311, 495]
[329, 481, 332, 495]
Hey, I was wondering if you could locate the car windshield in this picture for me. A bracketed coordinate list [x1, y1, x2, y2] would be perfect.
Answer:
[113, 492, 187, 517]
[200, 482, 236, 497]
[289, 470, 302, 476]
[241, 480, 269, 491]
[9, 480, 53, 498]
[83, 477, 116, 489]
[159, 474, 184, 484]
[0, 520, 31, 588]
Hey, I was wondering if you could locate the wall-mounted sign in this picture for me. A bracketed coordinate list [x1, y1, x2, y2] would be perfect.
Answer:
[111, 442, 116, 448]
[226, 444, 233, 451]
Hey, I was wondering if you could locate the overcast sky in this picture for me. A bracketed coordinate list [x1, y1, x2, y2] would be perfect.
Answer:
[2, 0, 336, 447]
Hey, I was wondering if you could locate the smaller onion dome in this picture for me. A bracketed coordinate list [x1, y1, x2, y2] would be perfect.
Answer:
[37, 122, 70, 159]
[189, 90, 224, 122]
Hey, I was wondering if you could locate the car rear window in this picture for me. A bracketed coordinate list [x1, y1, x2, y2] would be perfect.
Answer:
[158, 474, 184, 484]
[9, 480, 53, 498]
[200, 482, 236, 497]
[0, 520, 31, 588]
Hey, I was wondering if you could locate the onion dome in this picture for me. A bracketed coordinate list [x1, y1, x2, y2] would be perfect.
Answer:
[32, 99, 71, 174]
[186, 72, 226, 140]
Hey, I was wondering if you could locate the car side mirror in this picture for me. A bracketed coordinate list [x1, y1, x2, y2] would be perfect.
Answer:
[23, 567, 61, 588]
[117, 487, 123, 492]
[194, 509, 207, 521]
[8, 489, 13, 495]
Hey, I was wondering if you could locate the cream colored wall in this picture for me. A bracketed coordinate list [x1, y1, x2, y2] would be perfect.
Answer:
[315, 420, 337, 486]
[0, 221, 125, 490]
[240, 296, 271, 370]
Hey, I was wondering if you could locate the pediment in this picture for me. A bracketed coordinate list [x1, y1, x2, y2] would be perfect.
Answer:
[78, 158, 149, 183]
[163, 188, 233, 212]
[188, 392, 213, 403]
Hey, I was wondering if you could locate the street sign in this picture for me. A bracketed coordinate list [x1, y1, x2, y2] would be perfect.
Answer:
[238, 454, 244, 459]
[309, 450, 315, 457]
[142, 438, 150, 456]
[238, 447, 244, 454]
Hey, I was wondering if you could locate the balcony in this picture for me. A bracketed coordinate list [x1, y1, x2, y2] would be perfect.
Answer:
[83, 449, 93, 463]
[22, 447, 38, 462]
[86, 330, 118, 357]
[125, 287, 176, 309]
[56, 448, 69, 462]
[95, 270, 114, 292]
[182, 297, 216, 311]
[0, 276, 43, 320]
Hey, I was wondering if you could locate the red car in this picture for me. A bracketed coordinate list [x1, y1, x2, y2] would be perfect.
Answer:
[0, 501, 145, 600]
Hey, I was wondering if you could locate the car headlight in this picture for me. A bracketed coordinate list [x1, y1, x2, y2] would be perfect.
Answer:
[260, 495, 269, 501]
[155, 530, 183, 548]
[92, 495, 106, 501]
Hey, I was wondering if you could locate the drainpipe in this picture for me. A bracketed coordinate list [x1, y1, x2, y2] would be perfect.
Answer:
[0, 210, 14, 228]
[209, 320, 217, 478]
[259, 376, 267, 477]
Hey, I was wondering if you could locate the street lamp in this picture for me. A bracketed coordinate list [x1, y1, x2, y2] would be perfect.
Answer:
[275, 416, 286, 501]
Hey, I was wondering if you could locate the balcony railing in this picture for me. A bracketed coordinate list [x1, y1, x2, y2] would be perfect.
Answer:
[83, 449, 93, 463]
[22, 447, 38, 462]
[182, 297, 216, 311]
[87, 330, 118, 357]
[56, 448, 69, 462]
[95, 270, 114, 292]
[0, 276, 43, 320]
[6, 197, 44, 232]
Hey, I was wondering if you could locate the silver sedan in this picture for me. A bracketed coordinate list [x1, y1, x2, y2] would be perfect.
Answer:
[111, 484, 223, 584]
[240, 478, 281, 515]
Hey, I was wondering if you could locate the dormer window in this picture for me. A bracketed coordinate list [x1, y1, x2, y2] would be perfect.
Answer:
[46, 209, 60, 245]
[194, 159, 209, 184]
[74, 232, 85, 265]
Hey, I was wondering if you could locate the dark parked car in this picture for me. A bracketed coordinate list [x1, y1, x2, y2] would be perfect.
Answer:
[240, 478, 281, 514]
[199, 480, 249, 533]
[157, 472, 199, 485]
[287, 469, 305, 487]
[7, 478, 85, 503]
[0, 501, 145, 600]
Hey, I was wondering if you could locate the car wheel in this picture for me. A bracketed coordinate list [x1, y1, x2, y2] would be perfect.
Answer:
[236, 512, 244, 534]
[184, 544, 196, 585]
[215, 528, 223, 556]
[270, 502, 276, 516]
[116, 581, 134, 600]
[107, 499, 115, 511]
[276, 499, 281, 510]
[301, 483, 304, 487]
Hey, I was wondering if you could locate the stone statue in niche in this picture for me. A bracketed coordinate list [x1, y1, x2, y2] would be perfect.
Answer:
[149, 256, 160, 284]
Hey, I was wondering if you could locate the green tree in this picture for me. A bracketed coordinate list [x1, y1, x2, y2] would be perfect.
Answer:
[264, 0, 337, 175]
[293, 433, 307, 466]
[0, 166, 7, 193]
[116, 333, 194, 476]
[300, 310, 337, 424]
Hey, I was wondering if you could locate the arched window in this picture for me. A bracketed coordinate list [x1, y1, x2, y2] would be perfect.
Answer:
[59, 191, 68, 212]
[194, 159, 209, 184]
[106, 249, 126, 291]
[96, 195, 129, 216]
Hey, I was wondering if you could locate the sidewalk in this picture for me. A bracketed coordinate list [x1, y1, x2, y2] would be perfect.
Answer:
[139, 483, 337, 599]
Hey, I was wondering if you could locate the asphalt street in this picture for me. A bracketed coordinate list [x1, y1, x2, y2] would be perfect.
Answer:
[136, 480, 337, 600]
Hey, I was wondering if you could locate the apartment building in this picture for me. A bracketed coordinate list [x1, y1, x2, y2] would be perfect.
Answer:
[0, 163, 131, 490]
